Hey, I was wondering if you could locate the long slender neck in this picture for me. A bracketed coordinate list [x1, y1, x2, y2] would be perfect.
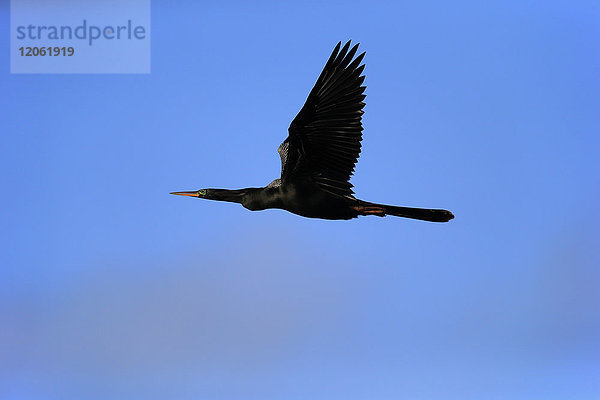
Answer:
[205, 188, 257, 204]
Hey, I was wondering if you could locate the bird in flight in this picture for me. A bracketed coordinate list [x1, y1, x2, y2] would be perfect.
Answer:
[172, 41, 454, 222]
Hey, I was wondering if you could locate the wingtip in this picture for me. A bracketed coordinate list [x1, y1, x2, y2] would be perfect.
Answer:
[332, 41, 363, 60]
[340, 40, 351, 53]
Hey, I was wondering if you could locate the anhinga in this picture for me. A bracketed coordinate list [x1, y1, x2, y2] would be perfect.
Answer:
[172, 41, 454, 222]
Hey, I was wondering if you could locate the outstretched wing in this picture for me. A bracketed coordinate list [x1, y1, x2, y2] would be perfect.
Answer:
[278, 41, 366, 197]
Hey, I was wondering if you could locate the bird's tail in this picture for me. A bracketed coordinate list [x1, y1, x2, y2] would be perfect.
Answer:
[356, 200, 454, 222]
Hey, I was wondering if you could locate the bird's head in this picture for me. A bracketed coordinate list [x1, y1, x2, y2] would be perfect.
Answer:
[170, 188, 251, 204]
[170, 189, 208, 198]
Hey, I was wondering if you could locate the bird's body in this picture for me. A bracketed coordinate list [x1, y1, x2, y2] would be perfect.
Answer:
[172, 41, 454, 223]
[242, 181, 359, 220]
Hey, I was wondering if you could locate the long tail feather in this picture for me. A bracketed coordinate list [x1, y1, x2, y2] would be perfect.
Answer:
[357, 201, 454, 222]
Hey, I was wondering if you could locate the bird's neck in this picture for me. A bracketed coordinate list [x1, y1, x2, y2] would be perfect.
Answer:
[205, 188, 257, 204]
[205, 187, 282, 212]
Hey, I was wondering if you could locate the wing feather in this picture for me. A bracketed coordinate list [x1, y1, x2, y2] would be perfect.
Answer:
[278, 41, 366, 197]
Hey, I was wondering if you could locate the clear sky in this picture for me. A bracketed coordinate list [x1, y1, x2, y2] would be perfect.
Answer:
[2, 1, 599, 399]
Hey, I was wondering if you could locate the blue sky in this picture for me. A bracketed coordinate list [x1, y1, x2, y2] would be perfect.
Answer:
[2, 1, 599, 399]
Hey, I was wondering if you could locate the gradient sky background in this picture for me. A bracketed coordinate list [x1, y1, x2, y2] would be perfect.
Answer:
[2, 1, 600, 399]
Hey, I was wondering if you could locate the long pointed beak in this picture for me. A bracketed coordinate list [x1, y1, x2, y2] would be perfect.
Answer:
[170, 191, 199, 197]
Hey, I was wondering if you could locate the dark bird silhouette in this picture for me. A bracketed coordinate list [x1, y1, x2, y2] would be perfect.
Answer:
[172, 41, 454, 222]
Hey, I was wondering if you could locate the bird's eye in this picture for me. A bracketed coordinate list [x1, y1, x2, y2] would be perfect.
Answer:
[198, 189, 206, 196]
